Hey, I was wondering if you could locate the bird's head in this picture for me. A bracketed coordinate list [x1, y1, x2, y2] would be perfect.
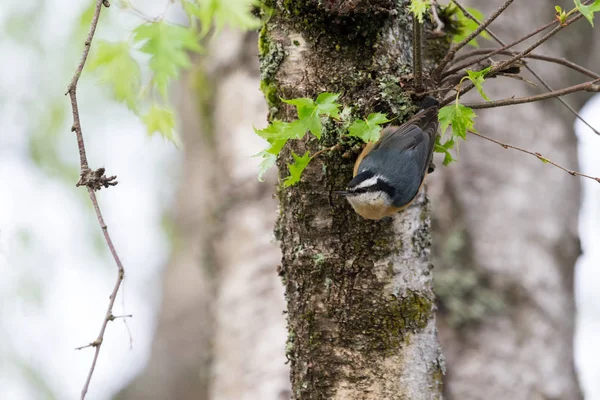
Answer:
[334, 171, 396, 220]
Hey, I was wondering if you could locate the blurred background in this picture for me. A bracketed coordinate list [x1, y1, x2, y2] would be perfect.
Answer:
[0, 0, 599, 399]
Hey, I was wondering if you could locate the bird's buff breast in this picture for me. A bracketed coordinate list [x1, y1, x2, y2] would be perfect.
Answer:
[347, 197, 399, 220]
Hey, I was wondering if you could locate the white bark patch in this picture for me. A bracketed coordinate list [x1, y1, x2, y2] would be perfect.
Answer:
[371, 192, 432, 297]
[278, 32, 310, 90]
[397, 318, 444, 400]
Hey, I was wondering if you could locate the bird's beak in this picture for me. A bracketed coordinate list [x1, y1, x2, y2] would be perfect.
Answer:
[333, 190, 351, 197]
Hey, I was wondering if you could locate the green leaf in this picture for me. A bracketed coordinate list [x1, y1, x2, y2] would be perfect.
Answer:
[281, 92, 341, 139]
[265, 138, 288, 155]
[438, 103, 476, 140]
[257, 152, 276, 182]
[574, 0, 600, 26]
[315, 92, 341, 118]
[434, 135, 456, 165]
[88, 41, 141, 111]
[133, 22, 201, 98]
[453, 6, 491, 47]
[282, 97, 315, 108]
[254, 138, 287, 181]
[254, 120, 292, 140]
[284, 151, 311, 187]
[347, 113, 390, 142]
[142, 105, 176, 142]
[182, 0, 260, 36]
[409, 0, 430, 23]
[466, 67, 491, 101]
[254, 119, 306, 141]
[253, 92, 341, 182]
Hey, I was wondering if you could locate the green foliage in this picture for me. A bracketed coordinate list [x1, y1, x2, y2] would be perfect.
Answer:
[452, 6, 491, 47]
[437, 103, 477, 164]
[142, 105, 176, 142]
[439, 103, 476, 140]
[434, 135, 456, 165]
[282, 92, 342, 139]
[347, 113, 390, 142]
[133, 22, 202, 98]
[284, 151, 311, 187]
[86, 0, 258, 143]
[409, 0, 430, 23]
[254, 93, 340, 184]
[465, 67, 491, 101]
[555, 5, 568, 24]
[574, 0, 600, 26]
[88, 41, 141, 111]
[182, 0, 260, 35]
[254, 90, 480, 184]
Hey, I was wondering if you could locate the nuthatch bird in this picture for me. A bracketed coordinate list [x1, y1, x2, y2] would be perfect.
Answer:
[335, 98, 439, 220]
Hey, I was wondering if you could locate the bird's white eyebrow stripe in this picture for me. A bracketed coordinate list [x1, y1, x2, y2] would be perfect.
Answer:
[353, 174, 383, 189]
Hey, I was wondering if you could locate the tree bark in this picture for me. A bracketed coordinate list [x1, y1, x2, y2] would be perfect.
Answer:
[117, 30, 290, 400]
[261, 1, 446, 399]
[431, 1, 587, 399]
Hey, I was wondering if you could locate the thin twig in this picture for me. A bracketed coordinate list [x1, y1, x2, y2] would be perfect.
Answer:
[443, 0, 594, 76]
[447, 49, 600, 80]
[462, 79, 600, 109]
[469, 130, 600, 183]
[312, 144, 341, 159]
[432, 0, 516, 78]
[442, 8, 555, 77]
[490, 13, 585, 76]
[65, 1, 127, 399]
[440, 11, 587, 107]
[413, 16, 423, 91]
[448, 1, 600, 135]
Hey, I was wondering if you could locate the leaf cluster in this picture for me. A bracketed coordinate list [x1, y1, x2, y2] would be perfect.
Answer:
[86, 0, 259, 143]
[254, 93, 342, 184]
[255, 90, 477, 185]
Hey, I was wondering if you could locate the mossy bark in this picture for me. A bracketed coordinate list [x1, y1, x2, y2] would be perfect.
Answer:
[260, 1, 447, 399]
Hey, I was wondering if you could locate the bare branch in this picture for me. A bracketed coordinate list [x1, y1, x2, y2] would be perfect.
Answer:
[463, 79, 600, 109]
[446, 48, 600, 80]
[441, 10, 587, 108]
[442, 20, 556, 77]
[447, 1, 600, 135]
[65, 0, 127, 399]
[432, 0, 516, 78]
[469, 130, 600, 183]
[490, 13, 585, 76]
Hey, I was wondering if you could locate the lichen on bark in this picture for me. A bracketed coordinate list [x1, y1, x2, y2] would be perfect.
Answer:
[260, 1, 449, 398]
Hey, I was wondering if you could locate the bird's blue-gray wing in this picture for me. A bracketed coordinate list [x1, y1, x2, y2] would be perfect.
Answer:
[357, 108, 438, 207]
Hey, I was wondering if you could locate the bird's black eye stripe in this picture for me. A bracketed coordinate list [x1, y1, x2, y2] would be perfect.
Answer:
[348, 179, 396, 197]
[376, 179, 395, 198]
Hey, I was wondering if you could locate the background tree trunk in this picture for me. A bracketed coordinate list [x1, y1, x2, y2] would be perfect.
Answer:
[117, 30, 291, 400]
[261, 1, 446, 399]
[431, 1, 588, 399]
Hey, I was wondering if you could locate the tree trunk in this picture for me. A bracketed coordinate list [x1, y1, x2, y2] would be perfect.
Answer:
[431, 1, 586, 399]
[117, 30, 290, 400]
[261, 1, 446, 399]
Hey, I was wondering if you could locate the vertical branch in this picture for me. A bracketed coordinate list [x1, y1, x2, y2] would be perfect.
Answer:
[65, 0, 127, 399]
[413, 16, 423, 91]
